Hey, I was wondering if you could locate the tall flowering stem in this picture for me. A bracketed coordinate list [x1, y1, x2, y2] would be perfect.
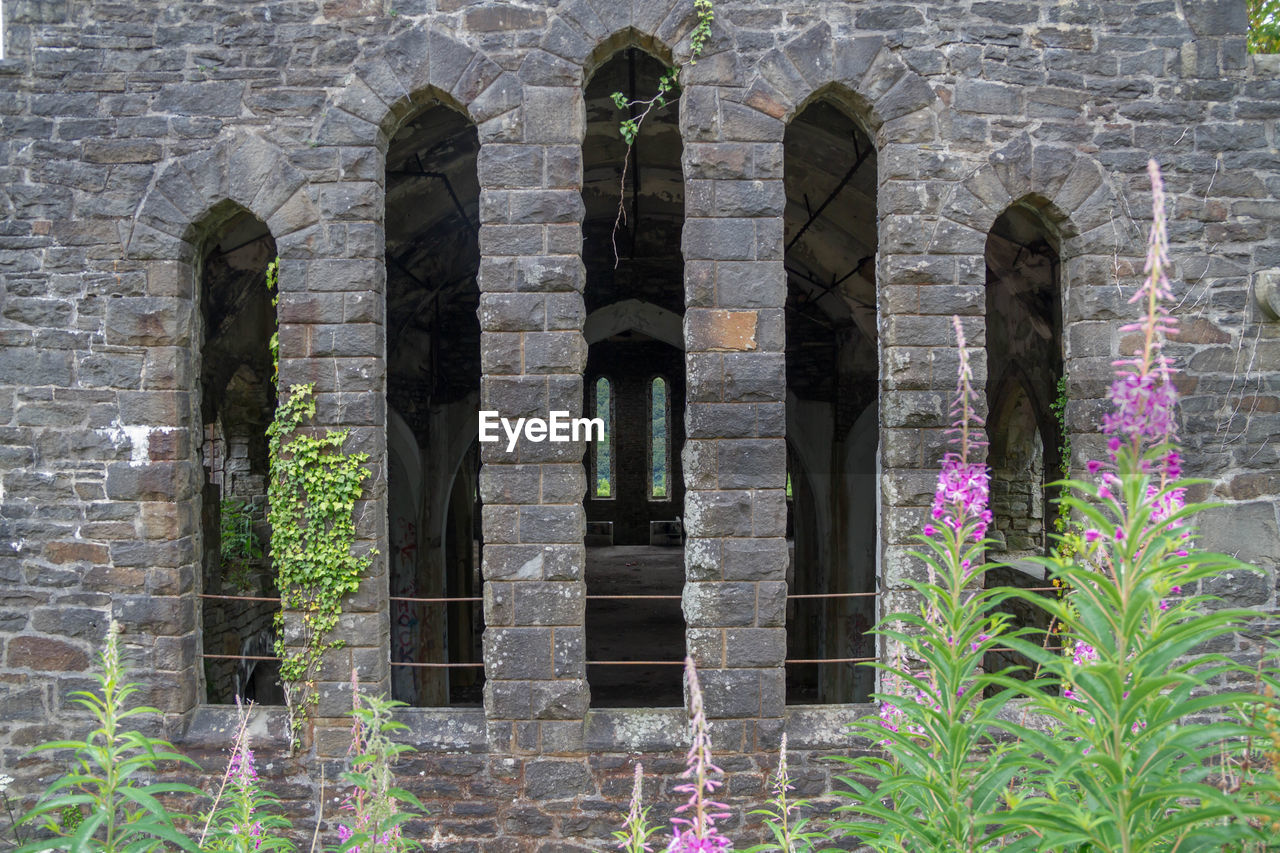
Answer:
[1000, 160, 1270, 852]
[743, 734, 823, 853]
[613, 763, 659, 853]
[335, 672, 425, 853]
[668, 658, 732, 853]
[828, 320, 1025, 852]
[201, 701, 294, 853]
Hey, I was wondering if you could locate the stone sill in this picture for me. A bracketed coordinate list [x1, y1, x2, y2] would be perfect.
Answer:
[170, 703, 894, 755]
[785, 704, 875, 750]
[398, 706, 487, 752]
[1251, 53, 1280, 77]
[179, 704, 294, 750]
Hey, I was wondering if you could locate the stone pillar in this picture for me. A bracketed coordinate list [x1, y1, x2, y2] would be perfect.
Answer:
[477, 84, 590, 754]
[681, 85, 789, 752]
[878, 151, 989, 673]
[275, 187, 390, 754]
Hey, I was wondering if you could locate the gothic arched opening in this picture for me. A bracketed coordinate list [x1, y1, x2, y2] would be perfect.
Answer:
[198, 209, 283, 706]
[985, 203, 1063, 560]
[385, 99, 484, 707]
[783, 97, 878, 704]
[581, 47, 686, 708]
[983, 201, 1064, 681]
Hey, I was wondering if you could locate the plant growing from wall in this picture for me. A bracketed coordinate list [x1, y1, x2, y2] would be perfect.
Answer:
[268, 383, 371, 747]
[265, 258, 280, 385]
[608, 0, 713, 263]
[219, 498, 263, 594]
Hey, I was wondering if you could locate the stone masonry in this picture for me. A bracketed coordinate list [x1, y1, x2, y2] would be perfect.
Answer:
[1, 0, 1280, 848]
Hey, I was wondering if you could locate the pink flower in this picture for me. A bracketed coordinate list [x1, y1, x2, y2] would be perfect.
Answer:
[927, 317, 992, 543]
[1071, 641, 1098, 667]
[1102, 161, 1182, 480]
[667, 659, 732, 853]
[1170, 585, 1181, 594]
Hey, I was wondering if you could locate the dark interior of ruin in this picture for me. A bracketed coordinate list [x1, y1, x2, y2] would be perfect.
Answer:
[983, 202, 1063, 680]
[783, 98, 879, 704]
[385, 100, 485, 707]
[582, 48, 687, 708]
[199, 208, 284, 706]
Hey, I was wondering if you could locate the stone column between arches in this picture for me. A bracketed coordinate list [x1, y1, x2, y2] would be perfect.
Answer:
[477, 84, 591, 754]
[681, 85, 789, 752]
[274, 209, 391, 756]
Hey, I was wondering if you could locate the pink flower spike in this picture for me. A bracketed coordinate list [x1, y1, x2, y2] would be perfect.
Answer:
[1086, 460, 1103, 474]
[1084, 529, 1100, 543]
[923, 524, 936, 537]
[1159, 600, 1169, 611]
[1171, 585, 1182, 594]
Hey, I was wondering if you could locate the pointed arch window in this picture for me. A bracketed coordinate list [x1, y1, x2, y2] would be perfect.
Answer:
[649, 376, 669, 500]
[593, 376, 614, 499]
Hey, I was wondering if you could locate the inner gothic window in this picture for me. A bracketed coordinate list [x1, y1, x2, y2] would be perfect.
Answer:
[649, 376, 668, 500]
[593, 376, 614, 499]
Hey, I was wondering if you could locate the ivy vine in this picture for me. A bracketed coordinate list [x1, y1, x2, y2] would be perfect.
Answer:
[608, 0, 713, 263]
[268, 383, 371, 746]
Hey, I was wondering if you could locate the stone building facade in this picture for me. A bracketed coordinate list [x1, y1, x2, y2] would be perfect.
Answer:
[1, 0, 1279, 847]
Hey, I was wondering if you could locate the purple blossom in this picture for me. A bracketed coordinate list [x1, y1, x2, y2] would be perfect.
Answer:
[928, 317, 992, 543]
[667, 658, 732, 853]
[1071, 641, 1098, 667]
[1094, 161, 1183, 481]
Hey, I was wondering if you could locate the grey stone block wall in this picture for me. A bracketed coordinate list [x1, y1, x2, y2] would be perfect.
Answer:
[1, 0, 1279, 841]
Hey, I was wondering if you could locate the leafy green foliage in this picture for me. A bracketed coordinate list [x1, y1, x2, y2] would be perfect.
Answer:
[268, 384, 372, 747]
[743, 736, 825, 853]
[16, 622, 202, 853]
[198, 704, 294, 853]
[651, 377, 668, 498]
[219, 499, 263, 594]
[1001, 463, 1268, 851]
[265, 258, 280, 386]
[334, 680, 425, 853]
[1249, 0, 1280, 53]
[826, 517, 1028, 851]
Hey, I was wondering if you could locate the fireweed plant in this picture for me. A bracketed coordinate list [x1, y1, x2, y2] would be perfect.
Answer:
[826, 317, 1028, 852]
[15, 622, 202, 853]
[668, 657, 733, 853]
[614, 658, 733, 853]
[997, 161, 1271, 852]
[742, 735, 824, 853]
[333, 671, 424, 853]
[199, 701, 294, 853]
[613, 764, 660, 853]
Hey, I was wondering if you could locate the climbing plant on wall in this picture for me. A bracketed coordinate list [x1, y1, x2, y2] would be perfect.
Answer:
[261, 260, 372, 745]
[268, 383, 371, 746]
[608, 0, 713, 262]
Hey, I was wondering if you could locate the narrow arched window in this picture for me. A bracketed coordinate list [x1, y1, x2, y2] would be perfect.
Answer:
[649, 376, 669, 499]
[593, 376, 614, 498]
